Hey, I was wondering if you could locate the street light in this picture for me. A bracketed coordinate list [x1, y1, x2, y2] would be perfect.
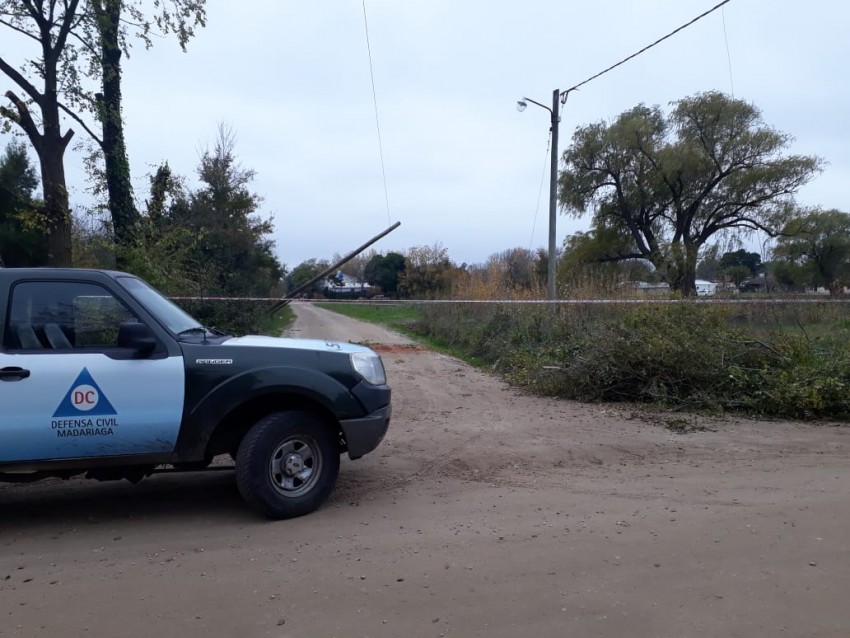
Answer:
[518, 88, 566, 301]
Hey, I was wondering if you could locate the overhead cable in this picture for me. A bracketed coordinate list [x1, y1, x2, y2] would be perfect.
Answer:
[529, 130, 552, 252]
[361, 0, 392, 225]
[721, 5, 735, 96]
[565, 0, 733, 95]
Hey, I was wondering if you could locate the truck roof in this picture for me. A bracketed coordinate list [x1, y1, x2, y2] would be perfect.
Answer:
[0, 268, 133, 282]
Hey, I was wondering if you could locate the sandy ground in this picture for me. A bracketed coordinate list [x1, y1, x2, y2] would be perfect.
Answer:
[2, 301, 849, 637]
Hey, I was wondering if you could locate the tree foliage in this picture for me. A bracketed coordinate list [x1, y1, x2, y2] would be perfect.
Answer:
[559, 231, 656, 292]
[558, 91, 821, 295]
[485, 247, 542, 290]
[773, 209, 850, 295]
[168, 128, 282, 301]
[287, 258, 331, 295]
[76, 127, 284, 333]
[0, 141, 46, 266]
[719, 249, 762, 277]
[399, 244, 455, 299]
[364, 252, 405, 296]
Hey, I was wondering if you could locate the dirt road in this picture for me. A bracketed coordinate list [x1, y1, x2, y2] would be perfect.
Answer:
[2, 302, 849, 637]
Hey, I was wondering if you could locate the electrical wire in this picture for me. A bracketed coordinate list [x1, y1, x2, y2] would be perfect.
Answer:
[529, 130, 552, 253]
[721, 5, 735, 97]
[361, 0, 392, 226]
[564, 0, 733, 95]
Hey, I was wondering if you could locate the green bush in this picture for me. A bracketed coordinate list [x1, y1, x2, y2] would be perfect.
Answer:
[415, 301, 850, 420]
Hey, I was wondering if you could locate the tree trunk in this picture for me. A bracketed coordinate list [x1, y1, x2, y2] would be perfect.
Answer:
[10, 84, 75, 266]
[97, 0, 139, 262]
[37, 138, 73, 267]
[668, 241, 699, 297]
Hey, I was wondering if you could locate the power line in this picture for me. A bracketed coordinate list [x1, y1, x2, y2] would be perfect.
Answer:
[529, 130, 552, 253]
[361, 0, 392, 226]
[565, 0, 733, 94]
[721, 4, 735, 97]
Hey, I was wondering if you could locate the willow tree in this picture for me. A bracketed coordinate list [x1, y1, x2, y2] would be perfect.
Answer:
[774, 209, 850, 295]
[558, 92, 822, 295]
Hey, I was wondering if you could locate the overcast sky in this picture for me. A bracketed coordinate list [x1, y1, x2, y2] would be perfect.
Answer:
[4, 0, 850, 269]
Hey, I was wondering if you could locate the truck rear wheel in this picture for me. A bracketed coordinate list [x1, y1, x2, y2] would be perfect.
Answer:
[235, 410, 340, 519]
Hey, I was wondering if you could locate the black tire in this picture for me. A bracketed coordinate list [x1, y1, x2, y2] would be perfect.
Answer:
[235, 410, 340, 519]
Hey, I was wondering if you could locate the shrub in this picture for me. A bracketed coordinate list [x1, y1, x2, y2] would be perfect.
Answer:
[415, 300, 850, 420]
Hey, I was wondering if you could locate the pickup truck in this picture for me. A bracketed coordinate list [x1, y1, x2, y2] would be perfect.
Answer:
[0, 269, 391, 518]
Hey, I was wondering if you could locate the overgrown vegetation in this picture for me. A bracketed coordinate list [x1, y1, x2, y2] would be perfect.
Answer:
[258, 305, 294, 336]
[411, 301, 849, 420]
[321, 296, 847, 420]
[72, 128, 285, 335]
[176, 300, 292, 337]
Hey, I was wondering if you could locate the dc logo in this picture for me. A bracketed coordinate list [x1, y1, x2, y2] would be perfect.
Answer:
[53, 368, 116, 418]
[71, 384, 99, 411]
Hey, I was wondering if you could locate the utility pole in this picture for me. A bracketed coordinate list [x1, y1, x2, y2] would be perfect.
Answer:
[518, 89, 563, 300]
[547, 88, 560, 301]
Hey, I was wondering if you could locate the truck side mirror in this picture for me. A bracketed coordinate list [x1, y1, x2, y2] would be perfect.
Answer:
[117, 321, 157, 357]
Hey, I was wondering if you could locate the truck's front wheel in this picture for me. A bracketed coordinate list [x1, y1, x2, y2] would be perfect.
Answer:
[236, 410, 340, 519]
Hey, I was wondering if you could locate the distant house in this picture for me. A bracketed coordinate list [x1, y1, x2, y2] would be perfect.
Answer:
[628, 280, 718, 296]
[739, 274, 780, 294]
[323, 273, 371, 296]
[695, 280, 717, 297]
[631, 281, 670, 297]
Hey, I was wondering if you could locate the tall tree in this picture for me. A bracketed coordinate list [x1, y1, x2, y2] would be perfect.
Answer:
[172, 127, 283, 298]
[399, 244, 455, 299]
[719, 249, 762, 276]
[81, 0, 206, 254]
[364, 252, 405, 296]
[773, 209, 850, 295]
[558, 92, 821, 295]
[117, 128, 283, 333]
[486, 247, 539, 290]
[0, 0, 80, 265]
[287, 259, 331, 295]
[0, 0, 206, 262]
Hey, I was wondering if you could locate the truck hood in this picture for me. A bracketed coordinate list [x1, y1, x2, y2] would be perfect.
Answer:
[222, 335, 375, 355]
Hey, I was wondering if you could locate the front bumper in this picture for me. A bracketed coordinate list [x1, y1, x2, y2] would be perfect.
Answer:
[339, 404, 391, 460]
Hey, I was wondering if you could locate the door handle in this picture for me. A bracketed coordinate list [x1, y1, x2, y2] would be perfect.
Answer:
[0, 366, 30, 381]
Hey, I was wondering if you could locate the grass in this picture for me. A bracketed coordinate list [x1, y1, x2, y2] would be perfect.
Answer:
[315, 302, 491, 367]
[314, 302, 421, 331]
[258, 305, 295, 336]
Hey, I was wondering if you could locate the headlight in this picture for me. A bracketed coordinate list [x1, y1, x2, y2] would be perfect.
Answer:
[350, 352, 387, 385]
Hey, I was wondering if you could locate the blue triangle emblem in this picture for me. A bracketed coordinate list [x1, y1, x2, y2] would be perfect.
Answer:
[52, 368, 117, 418]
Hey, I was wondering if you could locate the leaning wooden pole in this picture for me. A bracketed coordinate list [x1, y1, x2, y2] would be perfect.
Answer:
[268, 221, 401, 314]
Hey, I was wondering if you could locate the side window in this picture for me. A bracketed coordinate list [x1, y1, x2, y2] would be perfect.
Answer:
[4, 281, 139, 351]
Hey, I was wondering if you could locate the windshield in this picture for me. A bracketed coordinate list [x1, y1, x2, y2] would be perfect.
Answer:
[118, 276, 203, 335]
